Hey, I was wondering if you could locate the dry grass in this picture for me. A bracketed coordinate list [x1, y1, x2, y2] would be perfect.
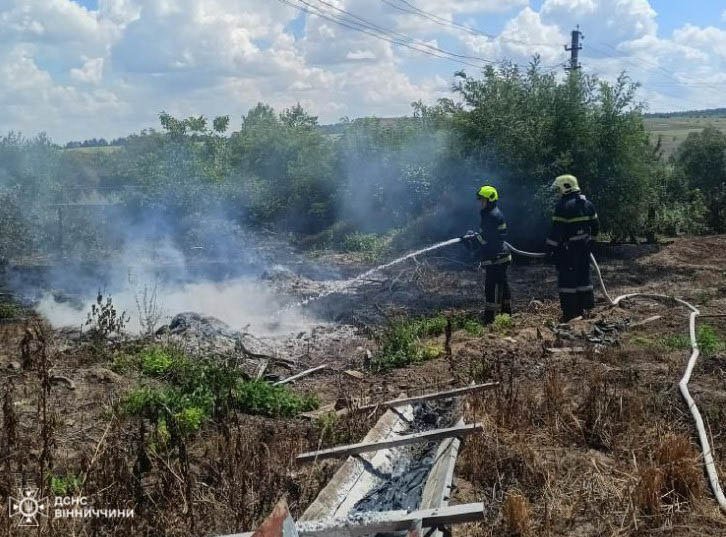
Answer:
[502, 489, 532, 536]
[634, 434, 704, 521]
[0, 323, 374, 537]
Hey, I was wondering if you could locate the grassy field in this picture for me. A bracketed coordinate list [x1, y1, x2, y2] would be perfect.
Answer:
[644, 115, 726, 157]
[62, 114, 726, 159]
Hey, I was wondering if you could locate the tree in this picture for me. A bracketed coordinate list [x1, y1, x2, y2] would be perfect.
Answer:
[674, 126, 726, 232]
[448, 61, 658, 242]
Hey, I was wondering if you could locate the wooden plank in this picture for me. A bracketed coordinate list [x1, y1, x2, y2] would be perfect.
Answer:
[300, 402, 414, 521]
[545, 347, 585, 354]
[355, 382, 498, 412]
[295, 503, 485, 537]
[419, 418, 463, 537]
[237, 503, 484, 537]
[273, 364, 328, 386]
[297, 423, 482, 463]
[630, 315, 662, 327]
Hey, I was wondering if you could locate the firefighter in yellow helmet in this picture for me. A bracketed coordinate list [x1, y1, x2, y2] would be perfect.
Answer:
[461, 185, 512, 324]
[546, 174, 600, 321]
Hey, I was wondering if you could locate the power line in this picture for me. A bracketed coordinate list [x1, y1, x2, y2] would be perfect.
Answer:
[277, 0, 493, 69]
[380, 0, 556, 49]
[307, 0, 498, 64]
[279, 0, 562, 73]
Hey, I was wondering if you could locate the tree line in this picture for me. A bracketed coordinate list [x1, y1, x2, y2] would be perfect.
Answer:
[0, 61, 724, 263]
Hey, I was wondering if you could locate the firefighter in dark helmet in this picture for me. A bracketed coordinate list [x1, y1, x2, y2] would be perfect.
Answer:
[462, 185, 512, 324]
[546, 174, 600, 321]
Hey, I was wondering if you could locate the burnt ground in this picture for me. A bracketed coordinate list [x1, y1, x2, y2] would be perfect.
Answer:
[0, 236, 725, 536]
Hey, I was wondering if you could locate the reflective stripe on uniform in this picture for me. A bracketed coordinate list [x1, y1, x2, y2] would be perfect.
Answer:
[497, 223, 507, 230]
[480, 253, 512, 266]
[576, 285, 594, 292]
[552, 215, 597, 223]
[558, 287, 578, 294]
[546, 238, 559, 247]
[476, 235, 487, 245]
[568, 234, 589, 241]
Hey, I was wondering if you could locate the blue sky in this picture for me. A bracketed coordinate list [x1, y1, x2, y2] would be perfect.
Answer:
[1, 0, 724, 141]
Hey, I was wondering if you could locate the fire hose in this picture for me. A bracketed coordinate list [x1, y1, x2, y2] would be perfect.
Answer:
[503, 241, 726, 513]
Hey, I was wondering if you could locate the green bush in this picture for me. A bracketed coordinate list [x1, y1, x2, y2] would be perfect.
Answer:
[233, 380, 319, 418]
[140, 346, 174, 376]
[492, 314, 513, 332]
[121, 349, 319, 439]
[342, 232, 382, 252]
[372, 315, 448, 372]
[0, 302, 22, 320]
[50, 474, 82, 496]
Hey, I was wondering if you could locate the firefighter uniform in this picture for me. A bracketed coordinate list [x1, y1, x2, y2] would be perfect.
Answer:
[546, 176, 600, 321]
[463, 185, 512, 324]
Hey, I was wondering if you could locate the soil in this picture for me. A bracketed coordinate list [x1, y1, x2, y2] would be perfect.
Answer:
[0, 235, 725, 536]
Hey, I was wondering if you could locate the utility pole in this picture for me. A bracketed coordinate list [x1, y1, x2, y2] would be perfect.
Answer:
[564, 25, 583, 71]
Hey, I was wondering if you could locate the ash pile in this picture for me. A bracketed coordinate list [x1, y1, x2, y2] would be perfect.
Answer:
[155, 312, 279, 375]
[351, 399, 459, 515]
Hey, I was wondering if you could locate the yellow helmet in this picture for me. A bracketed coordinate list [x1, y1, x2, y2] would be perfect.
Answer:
[476, 185, 498, 202]
[551, 174, 580, 195]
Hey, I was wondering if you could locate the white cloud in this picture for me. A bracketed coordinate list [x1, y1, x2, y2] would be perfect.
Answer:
[70, 57, 104, 84]
[541, 0, 657, 42]
[0, 46, 123, 139]
[346, 50, 377, 61]
[0, 0, 723, 141]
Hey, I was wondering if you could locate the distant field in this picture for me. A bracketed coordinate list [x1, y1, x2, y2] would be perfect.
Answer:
[644, 116, 726, 157]
[64, 146, 121, 154]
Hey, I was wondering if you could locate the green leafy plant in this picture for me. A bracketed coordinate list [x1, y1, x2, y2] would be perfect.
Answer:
[372, 315, 449, 372]
[0, 302, 22, 320]
[233, 380, 319, 418]
[140, 346, 174, 376]
[50, 473, 82, 496]
[661, 325, 724, 356]
[492, 314, 513, 332]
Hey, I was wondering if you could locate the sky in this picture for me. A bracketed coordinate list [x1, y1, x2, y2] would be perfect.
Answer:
[1, 0, 724, 142]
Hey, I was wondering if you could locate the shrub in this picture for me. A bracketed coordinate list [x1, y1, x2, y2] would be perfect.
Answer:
[372, 315, 449, 371]
[0, 302, 22, 320]
[120, 350, 319, 440]
[140, 346, 174, 376]
[50, 473, 82, 496]
[233, 380, 319, 418]
[492, 313, 513, 332]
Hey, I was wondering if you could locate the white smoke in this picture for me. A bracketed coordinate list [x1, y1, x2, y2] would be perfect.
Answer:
[36, 275, 317, 336]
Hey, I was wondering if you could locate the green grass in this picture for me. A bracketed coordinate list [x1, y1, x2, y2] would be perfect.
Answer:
[234, 380, 319, 417]
[372, 315, 451, 372]
[372, 313, 494, 372]
[492, 313, 513, 332]
[662, 325, 725, 357]
[0, 302, 23, 319]
[140, 346, 174, 376]
[50, 473, 82, 496]
[119, 344, 319, 439]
